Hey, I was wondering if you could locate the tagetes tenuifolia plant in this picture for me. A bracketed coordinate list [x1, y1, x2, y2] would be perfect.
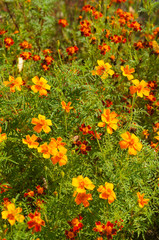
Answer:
[92, 60, 114, 79]
[130, 79, 150, 97]
[31, 114, 52, 133]
[22, 134, 39, 148]
[97, 182, 116, 204]
[1, 203, 25, 225]
[119, 132, 142, 155]
[27, 211, 45, 233]
[61, 101, 73, 113]
[72, 175, 95, 193]
[98, 109, 119, 134]
[121, 65, 135, 80]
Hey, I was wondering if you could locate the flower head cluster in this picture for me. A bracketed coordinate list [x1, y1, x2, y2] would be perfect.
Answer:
[119, 131, 142, 155]
[74, 140, 91, 155]
[65, 215, 83, 239]
[19, 40, 32, 49]
[20, 51, 32, 60]
[58, 19, 68, 27]
[31, 76, 51, 96]
[97, 182, 116, 204]
[93, 221, 118, 240]
[80, 20, 91, 37]
[98, 109, 119, 134]
[4, 37, 14, 48]
[98, 43, 111, 55]
[4, 76, 23, 92]
[92, 60, 114, 80]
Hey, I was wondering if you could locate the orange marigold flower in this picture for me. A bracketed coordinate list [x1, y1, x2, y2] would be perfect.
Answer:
[98, 43, 111, 55]
[2, 203, 25, 225]
[24, 190, 34, 198]
[75, 192, 92, 207]
[0, 127, 7, 143]
[130, 79, 150, 97]
[4, 37, 14, 48]
[121, 65, 135, 80]
[4, 76, 23, 93]
[38, 142, 52, 158]
[31, 76, 51, 96]
[65, 229, 77, 239]
[119, 131, 142, 155]
[92, 11, 103, 19]
[22, 134, 39, 148]
[19, 40, 32, 49]
[33, 55, 41, 61]
[20, 51, 32, 60]
[72, 175, 95, 193]
[92, 60, 114, 80]
[58, 19, 68, 27]
[68, 216, 83, 232]
[0, 183, 11, 194]
[51, 149, 68, 166]
[31, 114, 52, 133]
[61, 101, 73, 113]
[36, 185, 44, 195]
[66, 46, 79, 56]
[27, 211, 45, 233]
[79, 123, 91, 135]
[137, 192, 149, 208]
[98, 108, 119, 134]
[43, 49, 52, 55]
[97, 182, 116, 204]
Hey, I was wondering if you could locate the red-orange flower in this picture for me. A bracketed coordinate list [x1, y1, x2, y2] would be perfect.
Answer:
[20, 52, 32, 60]
[4, 37, 14, 48]
[75, 192, 92, 207]
[19, 40, 32, 49]
[66, 46, 79, 56]
[31, 114, 52, 133]
[97, 182, 116, 204]
[0, 127, 7, 143]
[119, 132, 142, 155]
[98, 43, 111, 55]
[137, 192, 149, 208]
[27, 211, 45, 233]
[58, 19, 68, 27]
[31, 76, 51, 96]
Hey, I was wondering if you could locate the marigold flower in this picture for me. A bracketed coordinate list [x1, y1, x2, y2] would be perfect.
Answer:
[121, 65, 135, 80]
[79, 123, 91, 135]
[38, 142, 52, 158]
[2, 203, 25, 225]
[98, 43, 111, 55]
[74, 140, 91, 154]
[66, 46, 79, 56]
[97, 182, 116, 204]
[75, 192, 92, 207]
[0, 127, 7, 143]
[43, 49, 52, 55]
[51, 150, 68, 166]
[20, 51, 32, 60]
[98, 109, 119, 134]
[68, 216, 83, 232]
[92, 60, 114, 80]
[58, 19, 68, 27]
[0, 183, 11, 194]
[72, 175, 95, 193]
[24, 190, 34, 198]
[33, 55, 41, 61]
[31, 114, 52, 133]
[137, 192, 149, 208]
[65, 229, 77, 239]
[36, 185, 44, 195]
[61, 101, 73, 113]
[27, 211, 45, 233]
[119, 131, 142, 155]
[19, 40, 32, 49]
[31, 76, 51, 96]
[4, 37, 14, 48]
[130, 79, 150, 97]
[22, 134, 39, 148]
[4, 76, 23, 92]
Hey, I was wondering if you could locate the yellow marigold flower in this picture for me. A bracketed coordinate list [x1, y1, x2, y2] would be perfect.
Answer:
[154, 131, 159, 141]
[4, 76, 23, 92]
[137, 192, 149, 208]
[119, 131, 142, 155]
[0, 127, 7, 143]
[37, 142, 52, 159]
[72, 175, 95, 193]
[1, 203, 25, 225]
[31, 76, 51, 96]
[92, 60, 114, 79]
[130, 79, 150, 97]
[51, 150, 68, 166]
[61, 101, 73, 113]
[31, 114, 52, 133]
[98, 108, 119, 134]
[22, 134, 39, 148]
[97, 182, 116, 204]
[121, 65, 135, 80]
